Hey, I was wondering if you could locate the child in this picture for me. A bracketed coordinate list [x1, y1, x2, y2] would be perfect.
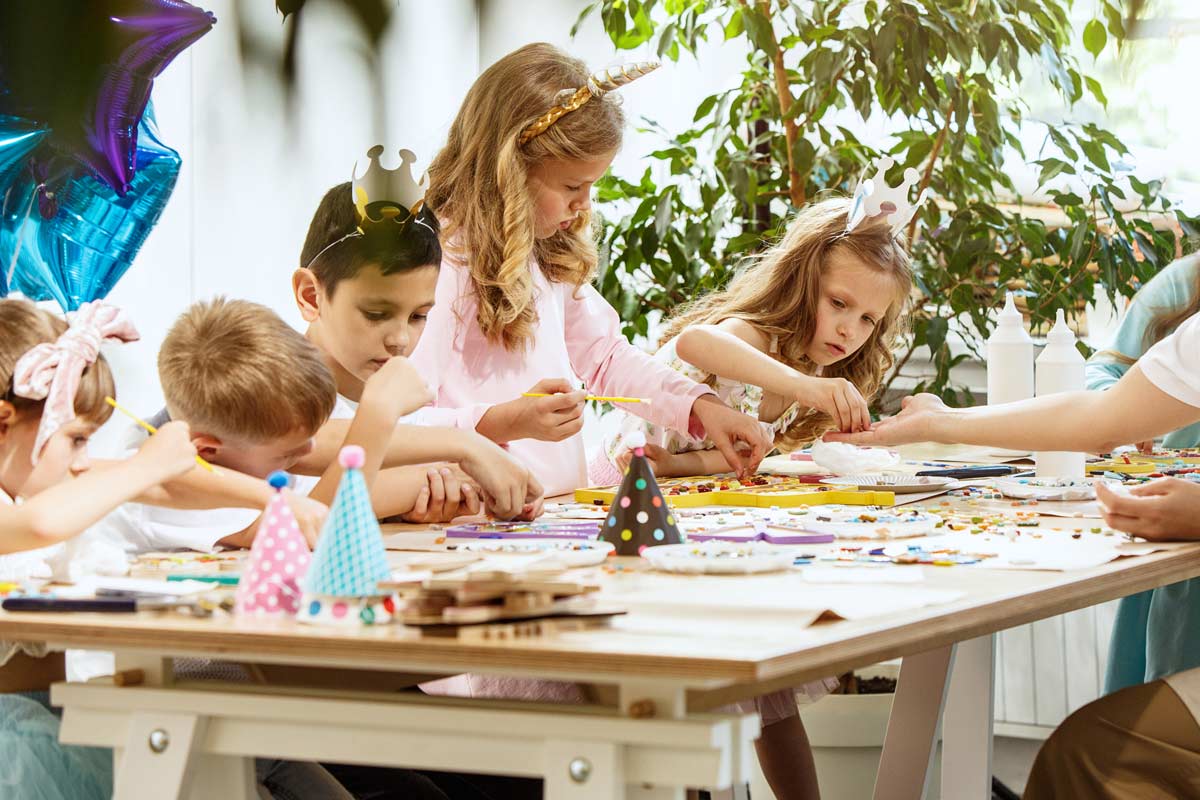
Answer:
[100, 297, 468, 554]
[0, 298, 198, 800]
[593, 197, 912, 799]
[1085, 254, 1200, 695]
[594, 197, 912, 482]
[407, 42, 772, 498]
[295, 174, 544, 520]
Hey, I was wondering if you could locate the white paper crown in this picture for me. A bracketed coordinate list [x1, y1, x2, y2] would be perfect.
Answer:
[845, 156, 930, 235]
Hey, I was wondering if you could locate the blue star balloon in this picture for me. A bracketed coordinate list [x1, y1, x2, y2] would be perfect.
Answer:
[0, 116, 48, 192]
[0, 112, 180, 309]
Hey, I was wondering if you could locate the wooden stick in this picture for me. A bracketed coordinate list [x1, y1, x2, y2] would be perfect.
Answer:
[104, 397, 215, 473]
[522, 393, 652, 405]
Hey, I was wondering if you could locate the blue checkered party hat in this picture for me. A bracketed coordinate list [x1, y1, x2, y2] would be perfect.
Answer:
[303, 446, 390, 597]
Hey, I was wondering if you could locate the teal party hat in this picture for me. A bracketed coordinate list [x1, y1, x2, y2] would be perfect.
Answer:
[303, 446, 390, 597]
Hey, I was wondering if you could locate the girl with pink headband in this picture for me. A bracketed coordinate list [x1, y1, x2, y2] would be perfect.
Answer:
[0, 297, 197, 800]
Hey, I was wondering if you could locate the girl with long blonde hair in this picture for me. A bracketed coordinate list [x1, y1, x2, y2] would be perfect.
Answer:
[593, 197, 914, 482]
[408, 42, 769, 498]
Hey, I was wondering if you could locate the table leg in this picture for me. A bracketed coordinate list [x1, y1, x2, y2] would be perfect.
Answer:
[872, 644, 955, 800]
[112, 711, 204, 800]
[941, 634, 995, 800]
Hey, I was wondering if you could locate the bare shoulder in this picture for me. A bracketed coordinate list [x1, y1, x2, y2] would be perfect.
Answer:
[714, 317, 772, 351]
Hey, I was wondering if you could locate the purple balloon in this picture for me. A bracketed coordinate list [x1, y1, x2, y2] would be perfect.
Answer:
[0, 0, 215, 196]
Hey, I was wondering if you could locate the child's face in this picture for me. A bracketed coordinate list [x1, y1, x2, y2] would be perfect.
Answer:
[298, 263, 438, 388]
[805, 250, 899, 367]
[0, 411, 95, 499]
[196, 427, 316, 479]
[528, 153, 615, 240]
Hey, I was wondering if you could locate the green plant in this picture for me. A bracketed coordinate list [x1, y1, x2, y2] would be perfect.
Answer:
[579, 0, 1199, 405]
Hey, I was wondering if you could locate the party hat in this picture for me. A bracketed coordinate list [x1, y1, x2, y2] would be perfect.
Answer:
[234, 472, 312, 616]
[303, 446, 390, 598]
[601, 432, 682, 556]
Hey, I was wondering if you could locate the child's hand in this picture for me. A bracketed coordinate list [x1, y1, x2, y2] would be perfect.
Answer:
[795, 376, 871, 433]
[285, 492, 328, 548]
[824, 392, 947, 446]
[688, 395, 770, 478]
[402, 466, 482, 523]
[509, 378, 587, 442]
[616, 442, 685, 477]
[135, 420, 198, 480]
[456, 436, 544, 520]
[361, 356, 433, 420]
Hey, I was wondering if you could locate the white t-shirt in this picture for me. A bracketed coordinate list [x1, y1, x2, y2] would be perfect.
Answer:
[90, 415, 320, 554]
[1138, 312, 1200, 408]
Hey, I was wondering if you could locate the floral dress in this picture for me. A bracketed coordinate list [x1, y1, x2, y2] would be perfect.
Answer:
[590, 333, 804, 485]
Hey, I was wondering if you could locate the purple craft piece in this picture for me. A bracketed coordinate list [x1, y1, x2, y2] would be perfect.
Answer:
[687, 517, 834, 545]
[445, 521, 602, 541]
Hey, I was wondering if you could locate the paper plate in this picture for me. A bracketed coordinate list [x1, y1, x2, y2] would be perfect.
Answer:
[456, 539, 614, 567]
[641, 542, 797, 574]
[798, 509, 942, 540]
[820, 474, 956, 494]
[993, 476, 1103, 501]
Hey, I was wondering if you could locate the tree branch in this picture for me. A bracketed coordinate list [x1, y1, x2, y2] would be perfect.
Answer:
[906, 76, 961, 241]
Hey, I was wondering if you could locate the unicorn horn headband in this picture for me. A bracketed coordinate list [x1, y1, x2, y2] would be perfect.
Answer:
[518, 61, 661, 146]
[11, 301, 139, 464]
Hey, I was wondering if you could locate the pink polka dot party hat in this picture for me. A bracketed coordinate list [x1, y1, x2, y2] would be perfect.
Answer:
[234, 471, 311, 616]
[296, 445, 395, 626]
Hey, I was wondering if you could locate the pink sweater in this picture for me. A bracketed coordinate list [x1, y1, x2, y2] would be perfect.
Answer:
[409, 253, 713, 495]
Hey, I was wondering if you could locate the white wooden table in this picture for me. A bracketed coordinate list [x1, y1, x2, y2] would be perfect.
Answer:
[4, 529, 1200, 800]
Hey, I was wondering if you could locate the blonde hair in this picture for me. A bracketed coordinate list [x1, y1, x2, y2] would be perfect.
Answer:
[661, 198, 914, 450]
[0, 298, 114, 427]
[159, 298, 336, 441]
[426, 42, 624, 350]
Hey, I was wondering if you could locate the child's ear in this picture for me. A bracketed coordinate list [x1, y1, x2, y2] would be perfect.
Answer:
[293, 268, 322, 323]
[192, 433, 222, 461]
[0, 401, 16, 442]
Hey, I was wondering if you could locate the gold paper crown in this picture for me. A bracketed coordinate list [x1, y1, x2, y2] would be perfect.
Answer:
[518, 61, 660, 146]
[351, 145, 429, 232]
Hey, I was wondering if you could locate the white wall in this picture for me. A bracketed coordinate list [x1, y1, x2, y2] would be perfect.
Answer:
[98, 0, 479, 448]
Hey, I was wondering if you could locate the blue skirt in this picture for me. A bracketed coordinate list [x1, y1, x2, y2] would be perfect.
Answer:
[0, 692, 111, 800]
[1105, 577, 1200, 693]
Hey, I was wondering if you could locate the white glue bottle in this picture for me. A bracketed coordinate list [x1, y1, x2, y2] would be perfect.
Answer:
[986, 292, 1034, 406]
[1034, 309, 1086, 478]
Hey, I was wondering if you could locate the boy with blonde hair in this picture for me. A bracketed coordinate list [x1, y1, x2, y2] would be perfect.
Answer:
[105, 297, 478, 552]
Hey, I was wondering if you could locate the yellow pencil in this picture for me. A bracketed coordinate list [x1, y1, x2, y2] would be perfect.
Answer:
[104, 397, 215, 473]
[522, 392, 652, 404]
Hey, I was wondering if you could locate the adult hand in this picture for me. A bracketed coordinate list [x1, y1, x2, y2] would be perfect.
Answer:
[1096, 478, 1200, 540]
[823, 393, 948, 447]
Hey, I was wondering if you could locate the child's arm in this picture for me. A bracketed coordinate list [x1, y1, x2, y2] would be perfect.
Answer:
[302, 418, 543, 520]
[0, 422, 197, 555]
[369, 464, 481, 522]
[619, 444, 731, 478]
[676, 319, 870, 433]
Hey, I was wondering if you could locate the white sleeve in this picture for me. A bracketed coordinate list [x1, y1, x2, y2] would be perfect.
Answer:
[1139, 312, 1200, 408]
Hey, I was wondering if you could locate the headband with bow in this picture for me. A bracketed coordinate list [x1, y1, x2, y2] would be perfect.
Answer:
[11, 301, 139, 464]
